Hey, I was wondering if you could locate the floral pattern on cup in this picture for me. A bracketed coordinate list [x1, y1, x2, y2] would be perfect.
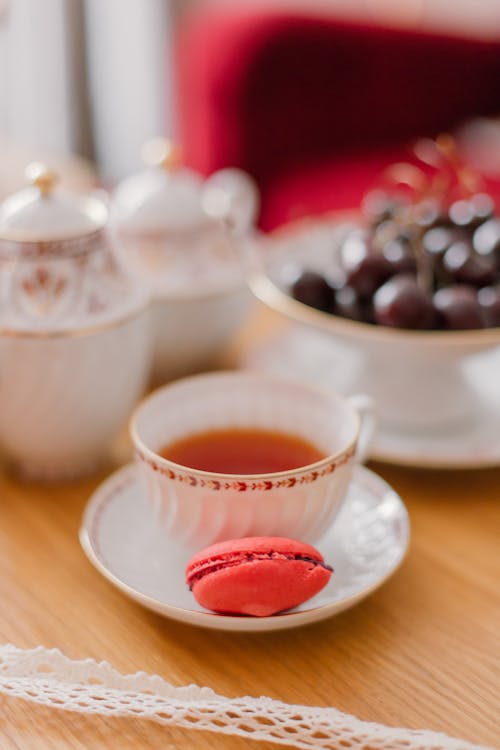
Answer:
[134, 445, 355, 491]
[131, 372, 375, 548]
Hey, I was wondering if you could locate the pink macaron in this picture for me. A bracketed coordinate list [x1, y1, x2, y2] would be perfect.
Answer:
[186, 536, 333, 617]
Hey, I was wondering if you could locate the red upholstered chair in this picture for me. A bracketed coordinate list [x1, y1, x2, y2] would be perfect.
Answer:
[176, 6, 500, 230]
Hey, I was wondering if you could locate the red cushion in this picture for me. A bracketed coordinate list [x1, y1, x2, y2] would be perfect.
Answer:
[260, 144, 500, 230]
[260, 144, 409, 229]
[176, 7, 500, 228]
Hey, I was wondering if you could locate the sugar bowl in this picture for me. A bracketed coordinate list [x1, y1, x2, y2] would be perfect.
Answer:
[109, 139, 258, 383]
[0, 164, 152, 479]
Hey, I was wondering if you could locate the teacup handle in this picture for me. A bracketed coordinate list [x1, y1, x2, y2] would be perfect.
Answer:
[347, 394, 377, 464]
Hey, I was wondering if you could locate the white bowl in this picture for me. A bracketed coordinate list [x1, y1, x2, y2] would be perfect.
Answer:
[248, 214, 500, 431]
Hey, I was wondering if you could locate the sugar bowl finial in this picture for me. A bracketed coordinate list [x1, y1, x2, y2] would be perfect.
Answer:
[141, 137, 180, 171]
[25, 162, 59, 196]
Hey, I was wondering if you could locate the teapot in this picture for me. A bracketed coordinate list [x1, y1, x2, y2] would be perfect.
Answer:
[0, 164, 152, 479]
[109, 138, 259, 382]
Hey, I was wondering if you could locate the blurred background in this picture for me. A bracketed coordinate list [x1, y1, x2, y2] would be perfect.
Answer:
[1, 0, 500, 225]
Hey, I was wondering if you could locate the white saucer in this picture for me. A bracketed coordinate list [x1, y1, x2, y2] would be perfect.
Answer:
[244, 328, 500, 469]
[80, 463, 410, 632]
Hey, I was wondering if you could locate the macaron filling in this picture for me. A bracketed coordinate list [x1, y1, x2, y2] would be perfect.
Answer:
[187, 551, 333, 590]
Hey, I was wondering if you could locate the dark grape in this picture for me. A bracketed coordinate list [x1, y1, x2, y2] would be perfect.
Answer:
[433, 285, 483, 329]
[478, 285, 500, 327]
[473, 218, 500, 262]
[382, 237, 417, 275]
[291, 271, 333, 312]
[469, 193, 495, 225]
[287, 184, 500, 331]
[333, 285, 364, 322]
[340, 230, 392, 299]
[442, 240, 497, 286]
[449, 199, 475, 228]
[449, 194, 495, 230]
[413, 199, 443, 229]
[421, 227, 456, 258]
[373, 274, 435, 329]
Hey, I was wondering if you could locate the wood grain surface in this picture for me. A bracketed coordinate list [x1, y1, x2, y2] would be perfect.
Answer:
[0, 306, 499, 750]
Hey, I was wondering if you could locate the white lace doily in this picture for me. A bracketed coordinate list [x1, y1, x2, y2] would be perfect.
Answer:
[0, 645, 495, 750]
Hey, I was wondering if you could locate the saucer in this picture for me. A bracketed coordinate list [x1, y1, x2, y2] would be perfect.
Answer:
[244, 328, 500, 469]
[80, 463, 409, 632]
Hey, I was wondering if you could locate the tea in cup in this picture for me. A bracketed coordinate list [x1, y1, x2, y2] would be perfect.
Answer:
[131, 371, 375, 548]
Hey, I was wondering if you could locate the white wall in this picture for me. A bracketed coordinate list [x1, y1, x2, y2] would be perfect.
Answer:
[84, 0, 175, 184]
[3, 0, 85, 154]
[0, 0, 498, 184]
[0, 4, 7, 137]
[0, 0, 176, 183]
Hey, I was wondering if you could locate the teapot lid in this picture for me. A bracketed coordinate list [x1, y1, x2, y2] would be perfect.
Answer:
[0, 163, 107, 243]
[110, 138, 206, 232]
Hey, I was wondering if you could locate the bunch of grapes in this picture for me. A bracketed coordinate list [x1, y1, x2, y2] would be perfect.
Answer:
[290, 137, 500, 330]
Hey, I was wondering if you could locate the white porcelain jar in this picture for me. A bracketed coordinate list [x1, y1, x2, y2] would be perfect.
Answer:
[109, 139, 258, 382]
[0, 163, 152, 480]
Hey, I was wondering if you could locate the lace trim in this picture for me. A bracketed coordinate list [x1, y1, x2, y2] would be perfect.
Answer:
[0, 645, 494, 750]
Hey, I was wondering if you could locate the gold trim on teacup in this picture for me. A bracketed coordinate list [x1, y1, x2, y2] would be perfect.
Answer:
[130, 370, 361, 487]
[134, 445, 355, 491]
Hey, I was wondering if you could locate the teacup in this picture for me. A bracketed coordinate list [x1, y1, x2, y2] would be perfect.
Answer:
[131, 371, 375, 549]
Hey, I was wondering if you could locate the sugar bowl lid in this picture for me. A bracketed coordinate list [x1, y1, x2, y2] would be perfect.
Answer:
[110, 138, 206, 232]
[0, 163, 108, 243]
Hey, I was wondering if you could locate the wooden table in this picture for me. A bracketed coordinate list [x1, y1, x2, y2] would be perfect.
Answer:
[0, 306, 499, 749]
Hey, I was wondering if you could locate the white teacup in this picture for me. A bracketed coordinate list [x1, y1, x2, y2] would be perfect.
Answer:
[131, 371, 375, 549]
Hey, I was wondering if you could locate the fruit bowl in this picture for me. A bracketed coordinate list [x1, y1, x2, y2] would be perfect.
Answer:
[248, 214, 500, 433]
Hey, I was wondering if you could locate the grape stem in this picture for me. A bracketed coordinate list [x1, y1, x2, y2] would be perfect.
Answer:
[376, 134, 488, 292]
